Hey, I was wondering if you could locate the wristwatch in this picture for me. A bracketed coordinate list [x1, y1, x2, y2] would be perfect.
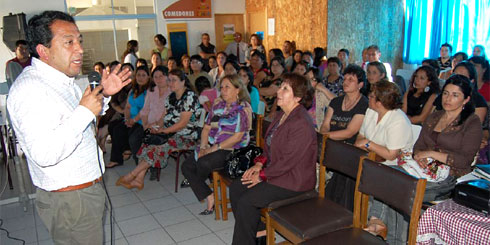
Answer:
[365, 141, 371, 148]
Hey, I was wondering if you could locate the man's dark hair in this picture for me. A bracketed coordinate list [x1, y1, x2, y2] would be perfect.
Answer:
[338, 48, 350, 57]
[26, 11, 75, 58]
[15, 40, 28, 47]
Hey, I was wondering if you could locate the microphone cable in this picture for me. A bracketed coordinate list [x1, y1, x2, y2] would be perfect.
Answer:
[93, 120, 115, 245]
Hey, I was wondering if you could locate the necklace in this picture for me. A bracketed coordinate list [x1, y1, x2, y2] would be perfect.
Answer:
[342, 93, 361, 111]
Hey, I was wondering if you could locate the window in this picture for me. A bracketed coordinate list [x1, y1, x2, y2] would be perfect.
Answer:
[66, 0, 156, 74]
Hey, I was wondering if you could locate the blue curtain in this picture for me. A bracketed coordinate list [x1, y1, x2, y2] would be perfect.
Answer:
[404, 0, 490, 64]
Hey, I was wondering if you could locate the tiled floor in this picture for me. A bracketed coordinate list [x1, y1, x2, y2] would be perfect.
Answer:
[0, 153, 238, 245]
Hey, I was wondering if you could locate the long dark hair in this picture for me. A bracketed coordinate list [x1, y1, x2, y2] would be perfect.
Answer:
[408, 66, 440, 96]
[442, 74, 475, 125]
[469, 56, 490, 82]
[252, 51, 268, 69]
[454, 61, 477, 90]
[239, 66, 255, 93]
[132, 66, 150, 97]
[122, 40, 138, 61]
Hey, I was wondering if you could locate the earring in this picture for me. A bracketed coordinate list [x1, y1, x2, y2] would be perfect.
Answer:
[424, 86, 430, 93]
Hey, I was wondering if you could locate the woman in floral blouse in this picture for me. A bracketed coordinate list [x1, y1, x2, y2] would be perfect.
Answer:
[182, 74, 252, 215]
[117, 69, 201, 190]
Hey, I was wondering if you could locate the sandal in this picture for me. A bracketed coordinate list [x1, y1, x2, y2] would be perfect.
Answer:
[198, 207, 214, 215]
[116, 173, 136, 188]
[180, 179, 190, 188]
[364, 217, 387, 240]
[106, 161, 122, 168]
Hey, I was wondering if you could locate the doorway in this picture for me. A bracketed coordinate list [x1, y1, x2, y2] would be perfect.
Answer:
[214, 14, 245, 53]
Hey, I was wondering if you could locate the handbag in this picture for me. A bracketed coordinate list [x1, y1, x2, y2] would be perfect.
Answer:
[397, 149, 450, 182]
[224, 145, 263, 179]
[142, 128, 174, 145]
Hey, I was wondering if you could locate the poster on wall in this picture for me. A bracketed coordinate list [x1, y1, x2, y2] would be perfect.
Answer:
[223, 24, 235, 46]
[163, 0, 212, 19]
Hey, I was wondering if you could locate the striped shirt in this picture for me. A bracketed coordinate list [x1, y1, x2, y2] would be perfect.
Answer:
[7, 58, 109, 191]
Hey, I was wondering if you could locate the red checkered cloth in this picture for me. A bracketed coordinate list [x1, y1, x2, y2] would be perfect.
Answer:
[417, 199, 490, 245]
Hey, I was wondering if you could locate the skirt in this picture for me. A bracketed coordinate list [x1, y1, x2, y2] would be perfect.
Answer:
[137, 134, 197, 168]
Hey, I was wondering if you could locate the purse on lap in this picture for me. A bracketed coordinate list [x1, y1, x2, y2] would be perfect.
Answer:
[224, 145, 263, 179]
[142, 128, 175, 145]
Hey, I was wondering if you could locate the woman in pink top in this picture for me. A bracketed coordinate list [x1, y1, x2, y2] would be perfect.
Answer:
[141, 66, 172, 130]
[195, 76, 218, 112]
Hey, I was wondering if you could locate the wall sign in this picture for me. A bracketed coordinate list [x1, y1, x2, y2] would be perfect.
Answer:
[163, 0, 212, 19]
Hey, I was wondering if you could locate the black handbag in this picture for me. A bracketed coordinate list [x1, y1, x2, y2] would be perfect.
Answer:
[224, 145, 263, 179]
[142, 129, 174, 145]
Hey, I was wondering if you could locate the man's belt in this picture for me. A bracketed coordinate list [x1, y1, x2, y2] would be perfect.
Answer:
[52, 177, 102, 192]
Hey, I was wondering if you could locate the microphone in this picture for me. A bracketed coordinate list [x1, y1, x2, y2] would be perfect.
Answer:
[88, 71, 101, 91]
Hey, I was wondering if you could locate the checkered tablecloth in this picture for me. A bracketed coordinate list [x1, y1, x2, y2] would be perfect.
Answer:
[417, 199, 490, 245]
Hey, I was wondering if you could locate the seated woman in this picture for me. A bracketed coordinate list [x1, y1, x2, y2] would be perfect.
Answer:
[260, 56, 285, 116]
[182, 74, 252, 215]
[180, 54, 191, 76]
[290, 50, 303, 72]
[230, 73, 317, 244]
[140, 66, 172, 179]
[245, 34, 265, 66]
[413, 74, 482, 201]
[116, 69, 201, 189]
[107, 65, 150, 168]
[322, 57, 344, 96]
[361, 61, 387, 96]
[250, 51, 269, 88]
[208, 51, 227, 88]
[354, 80, 413, 243]
[239, 66, 260, 114]
[320, 64, 369, 211]
[433, 61, 488, 123]
[306, 67, 337, 130]
[188, 55, 213, 90]
[402, 66, 440, 125]
[195, 76, 218, 113]
[224, 60, 240, 76]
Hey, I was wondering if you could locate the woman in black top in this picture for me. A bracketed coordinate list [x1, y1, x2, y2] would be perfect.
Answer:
[402, 66, 440, 125]
[320, 65, 368, 211]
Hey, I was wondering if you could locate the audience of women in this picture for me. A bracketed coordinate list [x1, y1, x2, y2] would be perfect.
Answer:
[322, 57, 344, 96]
[321, 64, 369, 211]
[116, 69, 201, 189]
[188, 55, 212, 89]
[208, 51, 227, 88]
[182, 74, 252, 215]
[180, 54, 191, 75]
[107, 65, 150, 168]
[239, 66, 260, 114]
[402, 66, 440, 124]
[414, 74, 483, 201]
[122, 40, 139, 69]
[230, 73, 317, 245]
[153, 34, 172, 66]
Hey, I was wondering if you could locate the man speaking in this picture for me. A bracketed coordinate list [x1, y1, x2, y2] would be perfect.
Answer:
[7, 11, 131, 244]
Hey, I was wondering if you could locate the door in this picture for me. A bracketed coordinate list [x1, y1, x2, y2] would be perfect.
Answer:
[247, 10, 267, 51]
[214, 14, 245, 53]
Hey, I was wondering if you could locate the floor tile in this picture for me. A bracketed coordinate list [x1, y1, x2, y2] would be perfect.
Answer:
[171, 188, 199, 206]
[108, 191, 140, 208]
[2, 214, 35, 231]
[143, 195, 181, 213]
[106, 185, 132, 197]
[126, 228, 175, 245]
[105, 238, 129, 245]
[153, 206, 195, 227]
[113, 202, 149, 222]
[103, 223, 124, 242]
[214, 227, 234, 245]
[133, 182, 170, 202]
[178, 233, 226, 245]
[164, 219, 211, 242]
[117, 215, 160, 237]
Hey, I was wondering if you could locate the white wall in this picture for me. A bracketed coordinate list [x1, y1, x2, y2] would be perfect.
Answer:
[156, 0, 245, 56]
[0, 0, 65, 82]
